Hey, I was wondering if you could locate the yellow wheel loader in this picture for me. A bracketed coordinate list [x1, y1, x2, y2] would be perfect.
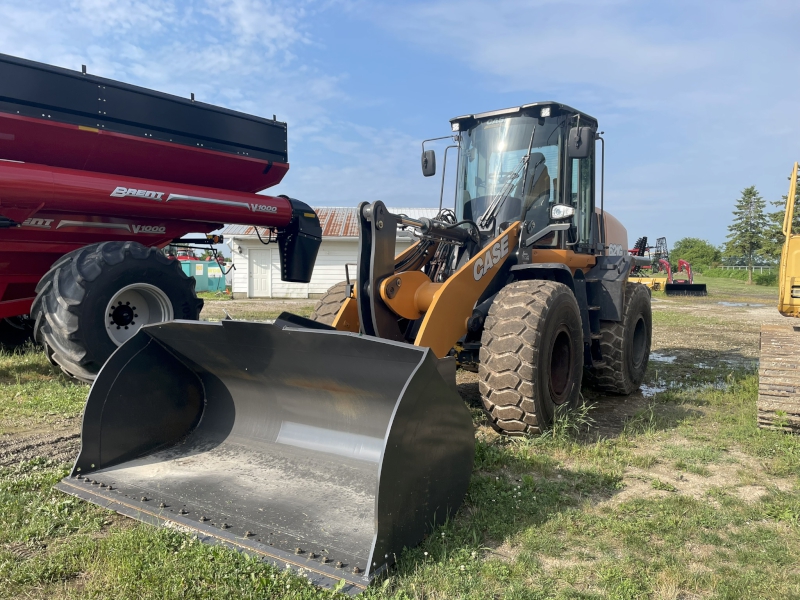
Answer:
[759, 162, 800, 432]
[58, 102, 651, 593]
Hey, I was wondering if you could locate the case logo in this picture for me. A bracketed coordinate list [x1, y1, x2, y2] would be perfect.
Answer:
[111, 186, 165, 200]
[473, 235, 510, 281]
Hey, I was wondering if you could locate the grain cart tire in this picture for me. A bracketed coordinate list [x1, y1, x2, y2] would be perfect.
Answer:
[32, 241, 203, 383]
[309, 281, 349, 325]
[585, 282, 651, 395]
[479, 280, 584, 435]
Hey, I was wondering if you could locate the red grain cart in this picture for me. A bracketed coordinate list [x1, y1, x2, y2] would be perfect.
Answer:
[0, 53, 321, 380]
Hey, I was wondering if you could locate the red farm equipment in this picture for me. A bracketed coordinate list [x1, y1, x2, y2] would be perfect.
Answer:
[0, 53, 321, 380]
[628, 236, 707, 296]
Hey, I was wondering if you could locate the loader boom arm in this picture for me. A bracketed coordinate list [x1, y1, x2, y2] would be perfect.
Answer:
[337, 201, 520, 357]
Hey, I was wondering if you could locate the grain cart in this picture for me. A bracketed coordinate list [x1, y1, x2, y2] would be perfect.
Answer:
[0, 53, 321, 380]
[759, 161, 800, 431]
[58, 102, 651, 593]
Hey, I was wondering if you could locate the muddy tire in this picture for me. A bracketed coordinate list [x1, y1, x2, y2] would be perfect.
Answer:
[310, 281, 349, 325]
[31, 241, 203, 383]
[479, 280, 584, 435]
[585, 282, 651, 395]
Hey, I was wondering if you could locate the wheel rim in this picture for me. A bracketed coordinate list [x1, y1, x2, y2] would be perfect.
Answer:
[631, 316, 647, 369]
[549, 327, 572, 404]
[105, 283, 173, 346]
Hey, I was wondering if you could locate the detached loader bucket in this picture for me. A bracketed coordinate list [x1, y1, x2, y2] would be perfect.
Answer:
[664, 282, 707, 296]
[56, 321, 474, 594]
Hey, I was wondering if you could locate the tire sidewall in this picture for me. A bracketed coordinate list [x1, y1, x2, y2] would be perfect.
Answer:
[622, 286, 651, 387]
[78, 259, 197, 364]
[534, 288, 584, 424]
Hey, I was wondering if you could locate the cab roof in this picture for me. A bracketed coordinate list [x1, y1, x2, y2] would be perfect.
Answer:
[450, 102, 597, 127]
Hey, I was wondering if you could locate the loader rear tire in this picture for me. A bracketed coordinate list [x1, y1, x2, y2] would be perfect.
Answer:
[585, 282, 651, 395]
[310, 281, 349, 325]
[32, 241, 203, 383]
[479, 280, 584, 435]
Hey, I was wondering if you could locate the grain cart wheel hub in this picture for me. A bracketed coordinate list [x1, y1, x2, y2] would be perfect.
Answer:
[105, 283, 173, 346]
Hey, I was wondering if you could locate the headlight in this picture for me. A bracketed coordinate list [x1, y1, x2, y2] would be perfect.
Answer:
[540, 107, 551, 117]
[451, 122, 460, 132]
[550, 205, 575, 220]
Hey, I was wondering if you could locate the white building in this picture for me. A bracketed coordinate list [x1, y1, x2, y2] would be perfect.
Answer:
[223, 207, 439, 299]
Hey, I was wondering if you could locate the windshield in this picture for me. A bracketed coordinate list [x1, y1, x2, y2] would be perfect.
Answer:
[455, 115, 562, 227]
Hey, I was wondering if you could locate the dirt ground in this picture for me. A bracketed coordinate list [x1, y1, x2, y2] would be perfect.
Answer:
[0, 418, 80, 467]
[0, 286, 787, 465]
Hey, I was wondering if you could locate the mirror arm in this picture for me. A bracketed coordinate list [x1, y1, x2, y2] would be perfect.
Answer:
[422, 135, 457, 153]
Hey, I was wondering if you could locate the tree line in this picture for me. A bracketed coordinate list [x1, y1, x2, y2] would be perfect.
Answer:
[667, 172, 800, 285]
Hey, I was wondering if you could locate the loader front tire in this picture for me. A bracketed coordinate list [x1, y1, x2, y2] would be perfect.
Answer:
[585, 282, 651, 395]
[32, 241, 203, 383]
[310, 281, 349, 325]
[479, 280, 584, 435]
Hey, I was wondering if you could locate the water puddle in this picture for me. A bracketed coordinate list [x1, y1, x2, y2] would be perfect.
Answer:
[717, 302, 765, 307]
[650, 352, 677, 364]
[641, 384, 667, 398]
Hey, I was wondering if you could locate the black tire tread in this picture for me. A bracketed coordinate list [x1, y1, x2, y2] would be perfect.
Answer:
[584, 282, 651, 395]
[34, 241, 202, 382]
[309, 281, 349, 325]
[478, 280, 581, 436]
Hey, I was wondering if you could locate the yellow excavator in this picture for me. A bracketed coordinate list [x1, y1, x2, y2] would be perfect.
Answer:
[57, 102, 651, 593]
[759, 162, 800, 432]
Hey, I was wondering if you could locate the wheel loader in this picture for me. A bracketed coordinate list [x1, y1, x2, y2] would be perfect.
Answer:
[58, 102, 651, 593]
[759, 161, 800, 432]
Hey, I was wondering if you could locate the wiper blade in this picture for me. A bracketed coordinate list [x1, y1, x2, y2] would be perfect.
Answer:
[478, 125, 537, 229]
[477, 156, 525, 229]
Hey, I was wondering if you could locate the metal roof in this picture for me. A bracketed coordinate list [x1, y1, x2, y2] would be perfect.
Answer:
[222, 207, 440, 238]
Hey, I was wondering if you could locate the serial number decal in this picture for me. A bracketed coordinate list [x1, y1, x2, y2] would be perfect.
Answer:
[111, 186, 165, 200]
[607, 243, 624, 256]
[473, 235, 510, 281]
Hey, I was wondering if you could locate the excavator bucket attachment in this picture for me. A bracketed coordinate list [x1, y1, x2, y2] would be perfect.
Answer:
[56, 320, 474, 594]
[664, 282, 707, 296]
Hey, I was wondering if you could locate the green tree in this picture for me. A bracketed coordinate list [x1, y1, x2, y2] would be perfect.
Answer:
[763, 170, 800, 261]
[724, 186, 768, 284]
[671, 237, 721, 269]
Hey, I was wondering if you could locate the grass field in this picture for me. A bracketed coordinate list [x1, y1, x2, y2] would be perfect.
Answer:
[1, 279, 799, 599]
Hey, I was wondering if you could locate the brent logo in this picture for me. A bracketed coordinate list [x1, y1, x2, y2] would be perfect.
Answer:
[110, 186, 165, 200]
[22, 218, 54, 229]
[473, 235, 510, 281]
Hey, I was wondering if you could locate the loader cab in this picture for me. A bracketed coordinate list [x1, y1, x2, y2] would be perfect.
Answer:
[450, 102, 600, 255]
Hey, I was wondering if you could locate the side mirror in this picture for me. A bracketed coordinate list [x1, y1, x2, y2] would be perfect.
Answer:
[421, 149, 436, 177]
[567, 127, 595, 159]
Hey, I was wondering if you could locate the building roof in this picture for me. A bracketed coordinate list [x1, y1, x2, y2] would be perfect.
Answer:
[222, 207, 441, 238]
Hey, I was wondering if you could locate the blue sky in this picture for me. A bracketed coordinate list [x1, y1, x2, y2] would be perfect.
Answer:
[1, 0, 798, 246]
